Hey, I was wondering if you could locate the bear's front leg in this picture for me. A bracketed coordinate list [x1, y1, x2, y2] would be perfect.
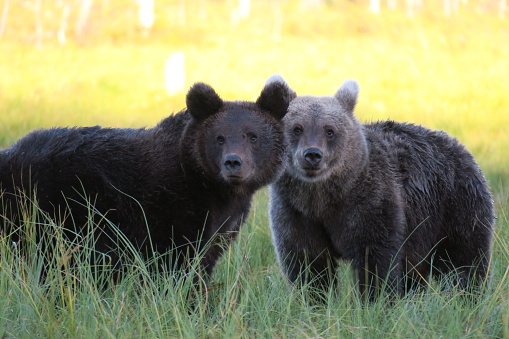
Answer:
[200, 213, 244, 276]
[270, 195, 338, 291]
[347, 239, 403, 302]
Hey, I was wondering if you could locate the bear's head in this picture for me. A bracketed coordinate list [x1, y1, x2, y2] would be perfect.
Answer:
[183, 76, 296, 191]
[282, 79, 369, 182]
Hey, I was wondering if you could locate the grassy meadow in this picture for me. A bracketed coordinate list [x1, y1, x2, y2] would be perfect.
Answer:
[1, 0, 509, 337]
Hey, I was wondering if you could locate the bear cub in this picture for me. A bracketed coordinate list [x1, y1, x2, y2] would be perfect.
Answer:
[0, 77, 294, 277]
[269, 77, 495, 300]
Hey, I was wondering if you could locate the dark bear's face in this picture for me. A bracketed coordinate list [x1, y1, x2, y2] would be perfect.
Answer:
[283, 80, 366, 182]
[201, 105, 282, 185]
[184, 76, 296, 188]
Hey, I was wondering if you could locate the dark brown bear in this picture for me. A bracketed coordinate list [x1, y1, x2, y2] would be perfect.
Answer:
[269, 77, 495, 301]
[0, 77, 294, 277]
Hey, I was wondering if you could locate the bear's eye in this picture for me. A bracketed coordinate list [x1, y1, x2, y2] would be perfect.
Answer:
[326, 129, 335, 138]
[250, 135, 258, 143]
[217, 136, 225, 144]
[294, 127, 303, 136]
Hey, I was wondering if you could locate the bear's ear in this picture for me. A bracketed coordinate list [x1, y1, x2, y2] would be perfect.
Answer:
[334, 80, 359, 113]
[256, 75, 296, 120]
[186, 82, 224, 122]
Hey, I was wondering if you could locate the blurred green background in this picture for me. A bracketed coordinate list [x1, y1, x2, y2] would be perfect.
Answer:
[0, 0, 507, 201]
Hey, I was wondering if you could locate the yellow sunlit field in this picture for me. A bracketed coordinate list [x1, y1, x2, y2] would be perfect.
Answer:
[0, 0, 508, 337]
[2, 1, 508, 180]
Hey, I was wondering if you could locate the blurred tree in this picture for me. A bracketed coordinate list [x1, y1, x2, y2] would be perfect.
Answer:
[405, 0, 423, 16]
[58, 0, 71, 44]
[0, 0, 9, 38]
[387, 0, 397, 10]
[178, 0, 186, 25]
[370, 0, 381, 13]
[165, 52, 186, 96]
[301, 0, 323, 7]
[443, 0, 460, 16]
[75, 0, 93, 41]
[2, 0, 508, 45]
[199, 0, 207, 19]
[238, 0, 250, 18]
[272, 0, 283, 42]
[231, 0, 250, 24]
[500, 0, 507, 17]
[138, 0, 154, 36]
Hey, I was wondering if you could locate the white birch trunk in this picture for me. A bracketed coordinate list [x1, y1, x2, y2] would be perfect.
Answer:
[272, 0, 282, 42]
[370, 0, 381, 14]
[238, 0, 250, 19]
[75, 0, 93, 40]
[0, 0, 10, 38]
[138, 0, 154, 29]
[500, 0, 507, 18]
[165, 52, 185, 96]
[199, 0, 207, 19]
[58, 1, 71, 45]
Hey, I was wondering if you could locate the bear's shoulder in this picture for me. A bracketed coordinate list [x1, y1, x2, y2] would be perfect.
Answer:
[156, 109, 190, 133]
[364, 121, 457, 147]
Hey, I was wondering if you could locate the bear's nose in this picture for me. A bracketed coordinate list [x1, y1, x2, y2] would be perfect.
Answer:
[224, 155, 243, 173]
[303, 148, 323, 166]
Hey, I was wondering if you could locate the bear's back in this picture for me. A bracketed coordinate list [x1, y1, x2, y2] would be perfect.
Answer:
[365, 120, 480, 185]
[0, 113, 188, 229]
[1, 112, 188, 188]
[364, 120, 463, 183]
[364, 120, 491, 233]
[2, 127, 145, 198]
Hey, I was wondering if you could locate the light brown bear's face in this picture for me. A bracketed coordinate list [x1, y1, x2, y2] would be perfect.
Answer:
[283, 80, 363, 182]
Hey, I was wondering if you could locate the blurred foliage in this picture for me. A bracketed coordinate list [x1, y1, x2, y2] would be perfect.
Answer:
[0, 0, 508, 181]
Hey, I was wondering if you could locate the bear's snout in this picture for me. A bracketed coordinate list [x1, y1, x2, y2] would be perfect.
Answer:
[303, 148, 323, 166]
[224, 155, 243, 174]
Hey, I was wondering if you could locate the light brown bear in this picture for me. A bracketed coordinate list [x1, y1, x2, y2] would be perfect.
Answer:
[269, 77, 495, 301]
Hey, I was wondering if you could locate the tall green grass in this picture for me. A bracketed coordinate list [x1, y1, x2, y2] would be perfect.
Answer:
[1, 190, 508, 337]
[1, 0, 508, 337]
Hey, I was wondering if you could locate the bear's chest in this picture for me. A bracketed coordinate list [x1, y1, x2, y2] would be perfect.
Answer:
[288, 183, 346, 221]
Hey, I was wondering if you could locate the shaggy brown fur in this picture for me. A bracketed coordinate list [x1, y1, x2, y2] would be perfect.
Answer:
[0, 77, 294, 277]
[269, 78, 495, 300]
